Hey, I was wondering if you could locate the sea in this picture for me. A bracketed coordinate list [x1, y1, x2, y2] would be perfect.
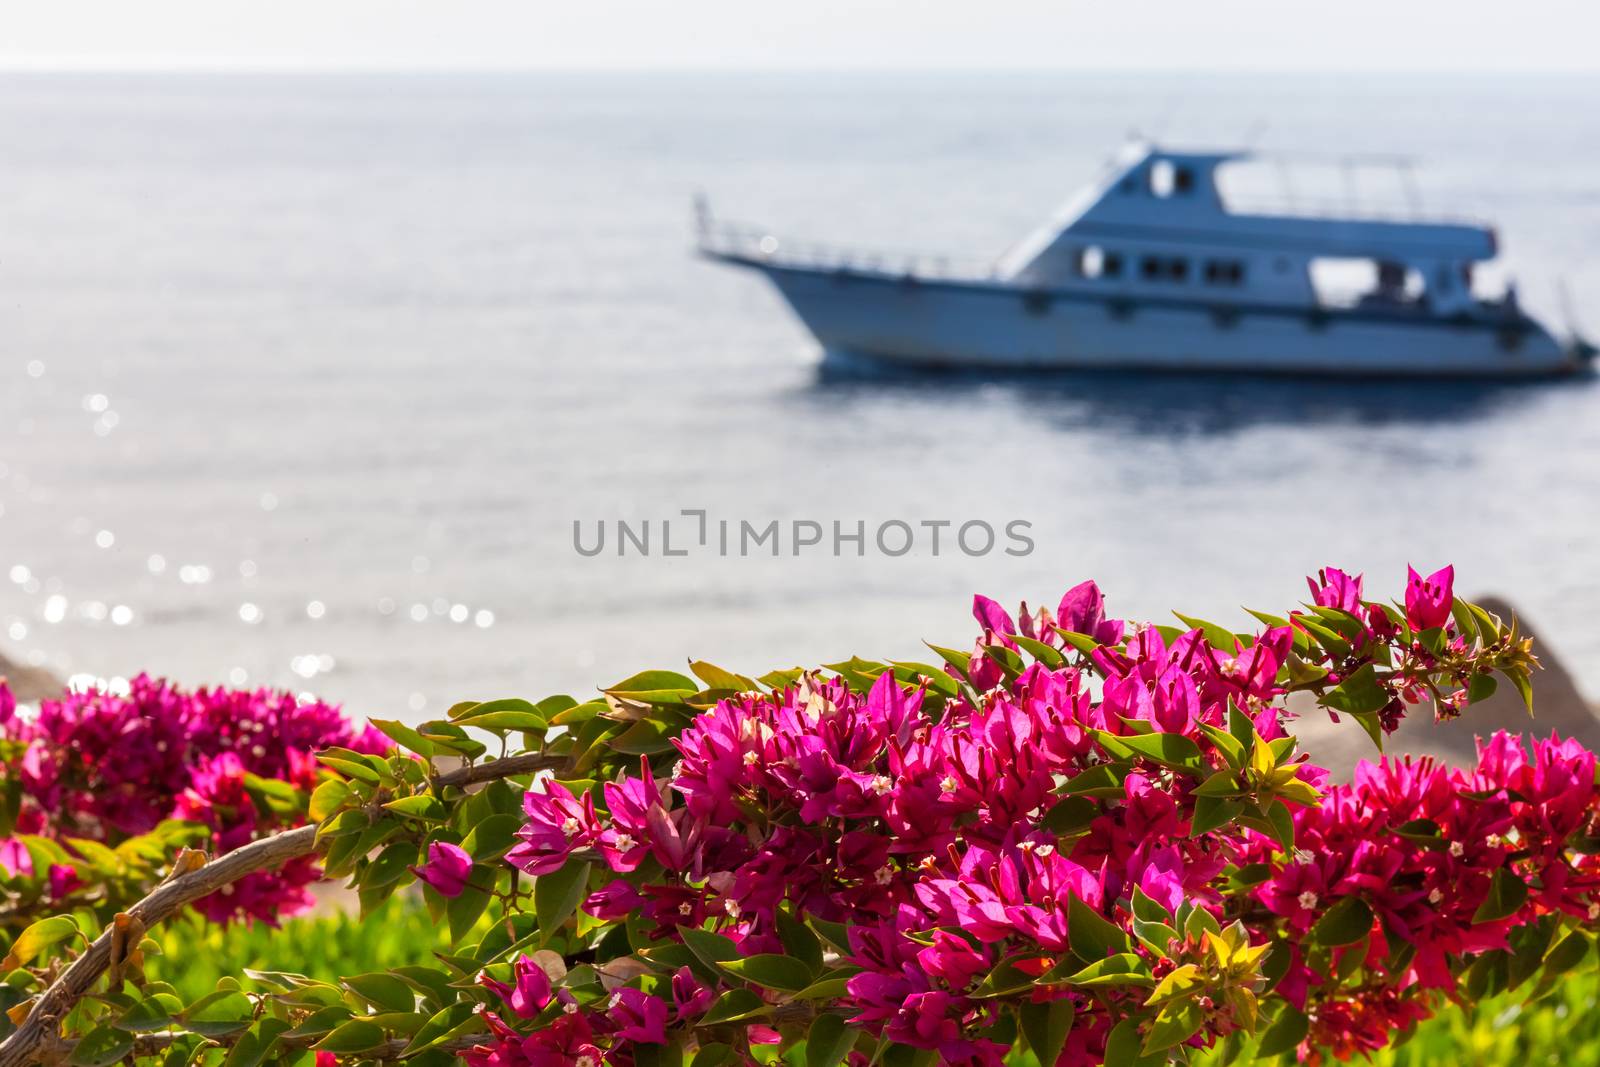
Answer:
[2, 71, 1599, 720]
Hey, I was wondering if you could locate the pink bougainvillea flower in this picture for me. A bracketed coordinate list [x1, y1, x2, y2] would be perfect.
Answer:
[1057, 579, 1125, 645]
[411, 841, 474, 899]
[608, 987, 670, 1044]
[507, 779, 600, 876]
[47, 863, 81, 900]
[1307, 567, 1364, 613]
[479, 954, 555, 1019]
[1404, 565, 1455, 632]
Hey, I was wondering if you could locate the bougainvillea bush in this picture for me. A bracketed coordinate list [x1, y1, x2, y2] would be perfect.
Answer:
[0, 566, 1591, 1067]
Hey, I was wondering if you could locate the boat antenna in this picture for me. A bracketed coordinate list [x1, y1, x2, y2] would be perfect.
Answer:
[1558, 278, 1596, 358]
[693, 191, 712, 245]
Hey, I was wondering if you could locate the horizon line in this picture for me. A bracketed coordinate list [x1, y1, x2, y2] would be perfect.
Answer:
[0, 60, 1597, 78]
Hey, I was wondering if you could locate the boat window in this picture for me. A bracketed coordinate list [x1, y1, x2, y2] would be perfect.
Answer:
[1078, 246, 1125, 280]
[1203, 260, 1246, 286]
[1139, 255, 1190, 283]
[1150, 160, 1176, 198]
[1174, 167, 1195, 194]
[1310, 257, 1424, 308]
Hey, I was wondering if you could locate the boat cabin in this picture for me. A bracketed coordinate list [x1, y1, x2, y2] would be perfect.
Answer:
[998, 144, 1505, 317]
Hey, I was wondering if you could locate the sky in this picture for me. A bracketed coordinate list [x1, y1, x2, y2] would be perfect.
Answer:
[2, 0, 1597, 73]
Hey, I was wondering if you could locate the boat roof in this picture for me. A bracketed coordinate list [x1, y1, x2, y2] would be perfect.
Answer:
[1000, 143, 1497, 278]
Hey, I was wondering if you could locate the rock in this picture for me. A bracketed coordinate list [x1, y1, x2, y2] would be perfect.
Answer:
[0, 649, 66, 703]
[1292, 595, 1599, 780]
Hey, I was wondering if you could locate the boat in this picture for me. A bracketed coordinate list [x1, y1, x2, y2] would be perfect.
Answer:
[698, 142, 1595, 378]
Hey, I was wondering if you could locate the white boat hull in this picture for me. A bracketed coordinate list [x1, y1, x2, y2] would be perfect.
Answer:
[739, 262, 1576, 379]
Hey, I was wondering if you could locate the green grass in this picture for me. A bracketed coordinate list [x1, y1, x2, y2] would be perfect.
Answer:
[147, 897, 1600, 1065]
[146, 892, 451, 998]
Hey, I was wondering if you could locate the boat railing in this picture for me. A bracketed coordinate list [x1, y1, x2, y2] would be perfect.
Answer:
[696, 220, 1002, 281]
[1220, 196, 1489, 229]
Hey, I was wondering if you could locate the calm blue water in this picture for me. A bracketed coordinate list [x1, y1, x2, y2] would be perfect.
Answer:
[2, 72, 1599, 717]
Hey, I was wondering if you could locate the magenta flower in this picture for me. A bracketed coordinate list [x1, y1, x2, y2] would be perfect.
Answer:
[479, 954, 554, 1018]
[1308, 567, 1364, 612]
[47, 863, 81, 900]
[670, 966, 716, 1019]
[507, 780, 600, 876]
[411, 841, 474, 899]
[1058, 580, 1125, 645]
[1404, 565, 1455, 632]
[608, 987, 669, 1044]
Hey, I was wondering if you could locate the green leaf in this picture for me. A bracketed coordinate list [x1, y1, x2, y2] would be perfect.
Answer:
[1190, 795, 1246, 836]
[383, 795, 448, 822]
[1068, 896, 1129, 962]
[1473, 868, 1530, 924]
[924, 643, 972, 676]
[534, 860, 592, 946]
[181, 990, 255, 1037]
[1052, 952, 1153, 988]
[1056, 764, 1125, 798]
[1193, 769, 1243, 798]
[309, 779, 354, 821]
[3, 914, 79, 968]
[605, 670, 698, 695]
[1103, 730, 1205, 771]
[313, 1019, 387, 1054]
[721, 953, 816, 992]
[115, 993, 181, 1032]
[67, 1026, 135, 1067]
[1041, 794, 1100, 835]
[1256, 1004, 1310, 1058]
[401, 1002, 482, 1055]
[1142, 998, 1204, 1054]
[1054, 629, 1103, 656]
[446, 882, 493, 943]
[1467, 672, 1499, 705]
[776, 909, 825, 972]
[344, 972, 417, 1013]
[805, 1012, 858, 1067]
[1540, 930, 1591, 979]
[1020, 997, 1075, 1067]
[1103, 1016, 1164, 1067]
[369, 718, 436, 757]
[700, 988, 769, 1025]
[1320, 663, 1390, 715]
[693, 1044, 737, 1067]
[220, 1019, 292, 1067]
[1310, 896, 1373, 946]
[1172, 613, 1239, 650]
[690, 661, 755, 691]
[1013, 635, 1066, 668]
[461, 813, 524, 861]
[452, 705, 547, 733]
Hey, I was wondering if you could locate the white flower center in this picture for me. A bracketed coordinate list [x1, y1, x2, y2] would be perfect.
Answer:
[613, 833, 635, 852]
[1448, 841, 1465, 857]
[561, 817, 581, 837]
[724, 899, 742, 918]
[742, 750, 760, 766]
[870, 775, 893, 795]
[1428, 888, 1443, 904]
[679, 901, 694, 916]
[874, 865, 895, 886]
[940, 776, 959, 794]
[1297, 890, 1318, 911]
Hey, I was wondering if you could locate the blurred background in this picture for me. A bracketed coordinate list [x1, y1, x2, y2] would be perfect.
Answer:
[2, 3, 1598, 720]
